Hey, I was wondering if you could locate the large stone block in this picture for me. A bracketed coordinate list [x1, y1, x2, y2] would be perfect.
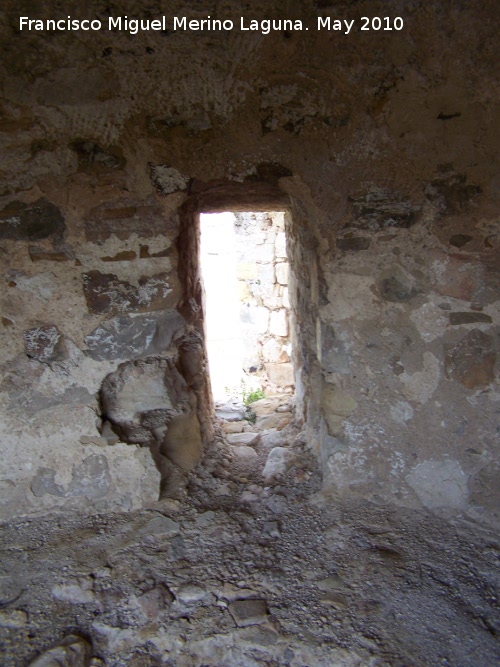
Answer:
[445, 329, 496, 388]
[85, 310, 185, 361]
[82, 271, 180, 314]
[0, 199, 65, 241]
[85, 315, 156, 360]
[100, 357, 189, 445]
[162, 411, 202, 471]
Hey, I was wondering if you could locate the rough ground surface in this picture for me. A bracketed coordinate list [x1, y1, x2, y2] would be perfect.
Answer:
[1, 402, 499, 667]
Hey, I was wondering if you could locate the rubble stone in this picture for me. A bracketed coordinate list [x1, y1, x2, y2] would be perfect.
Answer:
[228, 599, 269, 627]
[445, 330, 496, 388]
[82, 271, 180, 314]
[23, 325, 67, 362]
[0, 199, 65, 241]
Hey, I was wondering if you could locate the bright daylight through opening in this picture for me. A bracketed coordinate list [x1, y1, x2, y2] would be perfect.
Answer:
[199, 211, 294, 404]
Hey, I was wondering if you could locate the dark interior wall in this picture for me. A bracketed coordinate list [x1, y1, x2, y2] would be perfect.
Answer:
[0, 0, 498, 524]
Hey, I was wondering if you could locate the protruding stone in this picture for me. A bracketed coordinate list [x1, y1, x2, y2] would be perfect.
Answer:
[228, 599, 269, 627]
[222, 421, 245, 433]
[257, 412, 291, 431]
[232, 445, 259, 460]
[262, 447, 289, 480]
[137, 584, 174, 619]
[215, 404, 246, 422]
[227, 432, 260, 446]
[27, 634, 92, 667]
[150, 164, 189, 195]
[162, 411, 202, 471]
[445, 329, 496, 388]
[138, 514, 180, 540]
[100, 357, 188, 446]
[52, 581, 95, 604]
[250, 396, 285, 417]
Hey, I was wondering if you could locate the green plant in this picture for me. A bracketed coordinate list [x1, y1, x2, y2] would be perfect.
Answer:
[224, 379, 265, 405]
[242, 386, 265, 406]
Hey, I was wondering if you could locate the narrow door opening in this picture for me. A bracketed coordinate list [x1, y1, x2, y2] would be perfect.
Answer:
[199, 211, 294, 405]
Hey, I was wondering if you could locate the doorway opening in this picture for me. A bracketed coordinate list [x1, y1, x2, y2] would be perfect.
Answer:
[199, 211, 294, 405]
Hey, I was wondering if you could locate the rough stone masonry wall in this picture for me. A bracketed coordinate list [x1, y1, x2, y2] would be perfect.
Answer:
[234, 211, 294, 393]
[0, 0, 498, 527]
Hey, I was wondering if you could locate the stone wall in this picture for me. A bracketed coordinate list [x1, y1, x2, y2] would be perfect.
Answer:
[234, 211, 294, 393]
[0, 0, 498, 527]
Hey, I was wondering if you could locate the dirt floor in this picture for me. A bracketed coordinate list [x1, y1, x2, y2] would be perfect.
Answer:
[1, 398, 499, 667]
